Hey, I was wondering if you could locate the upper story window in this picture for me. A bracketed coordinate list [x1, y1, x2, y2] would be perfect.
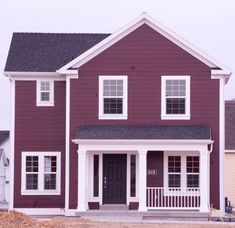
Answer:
[21, 151, 61, 195]
[99, 76, 128, 119]
[36, 80, 54, 106]
[161, 76, 190, 120]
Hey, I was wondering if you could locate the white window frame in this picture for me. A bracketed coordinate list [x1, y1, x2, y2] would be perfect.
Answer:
[164, 151, 199, 190]
[161, 76, 190, 120]
[21, 151, 61, 195]
[98, 75, 128, 120]
[36, 80, 54, 106]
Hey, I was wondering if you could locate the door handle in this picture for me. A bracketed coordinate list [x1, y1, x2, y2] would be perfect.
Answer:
[104, 176, 107, 188]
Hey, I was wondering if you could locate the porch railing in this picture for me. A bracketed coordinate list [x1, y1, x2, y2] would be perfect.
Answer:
[146, 187, 200, 209]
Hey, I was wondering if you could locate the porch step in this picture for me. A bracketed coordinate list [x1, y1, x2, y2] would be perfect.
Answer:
[100, 204, 128, 210]
[76, 210, 209, 221]
[143, 210, 209, 221]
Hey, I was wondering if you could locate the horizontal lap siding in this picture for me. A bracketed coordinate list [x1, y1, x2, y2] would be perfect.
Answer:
[15, 81, 66, 208]
[70, 24, 220, 209]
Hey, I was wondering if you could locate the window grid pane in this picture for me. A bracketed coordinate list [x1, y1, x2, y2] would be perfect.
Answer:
[41, 92, 50, 101]
[187, 156, 199, 188]
[44, 156, 57, 190]
[104, 98, 123, 114]
[41, 81, 50, 91]
[26, 174, 38, 190]
[44, 174, 56, 190]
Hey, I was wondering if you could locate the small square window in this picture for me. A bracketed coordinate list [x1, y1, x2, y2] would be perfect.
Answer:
[36, 80, 54, 107]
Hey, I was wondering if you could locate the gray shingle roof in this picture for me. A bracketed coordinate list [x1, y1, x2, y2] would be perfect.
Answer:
[0, 131, 9, 144]
[225, 101, 235, 150]
[4, 33, 110, 72]
[75, 125, 211, 140]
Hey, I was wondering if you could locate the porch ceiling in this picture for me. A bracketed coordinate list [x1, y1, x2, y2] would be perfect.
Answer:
[75, 125, 211, 140]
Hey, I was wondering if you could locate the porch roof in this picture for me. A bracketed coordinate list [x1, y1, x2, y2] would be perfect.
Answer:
[75, 125, 211, 140]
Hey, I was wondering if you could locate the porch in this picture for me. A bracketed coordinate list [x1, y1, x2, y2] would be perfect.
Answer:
[73, 125, 212, 213]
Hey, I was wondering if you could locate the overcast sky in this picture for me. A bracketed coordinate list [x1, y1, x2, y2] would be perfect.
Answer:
[0, 0, 234, 130]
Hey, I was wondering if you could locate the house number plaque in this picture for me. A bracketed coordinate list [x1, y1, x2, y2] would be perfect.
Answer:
[147, 169, 157, 175]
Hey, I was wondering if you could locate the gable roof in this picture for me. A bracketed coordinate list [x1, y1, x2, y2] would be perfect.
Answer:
[0, 131, 9, 144]
[225, 101, 235, 150]
[4, 33, 110, 72]
[75, 125, 211, 140]
[4, 13, 231, 77]
[59, 13, 231, 76]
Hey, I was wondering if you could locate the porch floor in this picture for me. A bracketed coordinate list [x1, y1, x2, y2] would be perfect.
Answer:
[76, 210, 209, 221]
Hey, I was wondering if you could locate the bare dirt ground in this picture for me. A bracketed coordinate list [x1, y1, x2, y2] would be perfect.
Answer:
[1, 210, 235, 228]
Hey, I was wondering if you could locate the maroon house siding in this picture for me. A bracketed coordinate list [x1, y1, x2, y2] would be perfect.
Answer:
[147, 151, 163, 187]
[69, 24, 220, 209]
[14, 81, 66, 208]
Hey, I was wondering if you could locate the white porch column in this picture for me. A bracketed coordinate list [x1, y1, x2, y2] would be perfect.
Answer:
[138, 150, 147, 211]
[199, 150, 210, 212]
[77, 150, 87, 212]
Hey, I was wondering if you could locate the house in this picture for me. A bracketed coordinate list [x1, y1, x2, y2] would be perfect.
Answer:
[225, 100, 235, 208]
[0, 131, 10, 203]
[3, 13, 232, 216]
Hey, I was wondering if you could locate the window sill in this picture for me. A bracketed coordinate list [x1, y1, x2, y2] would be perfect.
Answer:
[36, 102, 54, 107]
[21, 190, 61, 195]
[98, 114, 128, 120]
[161, 115, 190, 120]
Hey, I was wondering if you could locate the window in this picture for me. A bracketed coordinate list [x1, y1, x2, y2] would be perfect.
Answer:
[36, 80, 54, 106]
[93, 155, 99, 197]
[164, 153, 199, 189]
[161, 76, 190, 120]
[130, 155, 136, 197]
[99, 76, 128, 119]
[186, 156, 199, 187]
[168, 156, 181, 188]
[21, 152, 61, 195]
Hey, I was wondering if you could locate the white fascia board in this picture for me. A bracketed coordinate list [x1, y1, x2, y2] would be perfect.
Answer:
[4, 71, 60, 77]
[225, 150, 235, 153]
[58, 12, 231, 74]
[72, 139, 213, 145]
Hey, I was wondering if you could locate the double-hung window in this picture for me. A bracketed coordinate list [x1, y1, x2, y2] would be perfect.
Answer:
[164, 153, 199, 189]
[36, 80, 54, 106]
[99, 75, 128, 119]
[21, 152, 61, 195]
[161, 76, 190, 120]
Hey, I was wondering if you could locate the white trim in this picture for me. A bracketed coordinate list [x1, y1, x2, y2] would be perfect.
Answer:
[58, 13, 231, 75]
[36, 80, 54, 107]
[9, 78, 15, 210]
[98, 75, 128, 120]
[21, 151, 61, 195]
[65, 209, 77, 216]
[4, 72, 60, 77]
[15, 208, 65, 216]
[161, 75, 190, 120]
[73, 139, 213, 146]
[65, 76, 71, 212]
[219, 76, 225, 214]
[225, 150, 235, 153]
